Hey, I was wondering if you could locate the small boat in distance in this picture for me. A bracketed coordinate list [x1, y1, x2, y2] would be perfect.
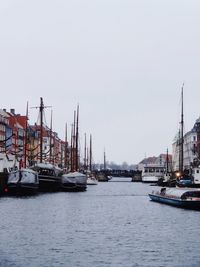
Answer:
[87, 173, 98, 185]
[96, 150, 109, 182]
[7, 168, 39, 195]
[86, 134, 98, 185]
[149, 187, 200, 210]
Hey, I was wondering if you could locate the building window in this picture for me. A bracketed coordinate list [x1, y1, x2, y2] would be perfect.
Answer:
[193, 144, 196, 155]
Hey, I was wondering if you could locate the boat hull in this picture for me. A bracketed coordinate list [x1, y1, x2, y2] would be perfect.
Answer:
[87, 177, 98, 185]
[61, 183, 87, 192]
[97, 174, 109, 182]
[7, 183, 38, 195]
[149, 193, 200, 210]
[39, 175, 61, 192]
[0, 172, 8, 196]
[7, 169, 39, 195]
[142, 176, 159, 183]
[61, 172, 87, 192]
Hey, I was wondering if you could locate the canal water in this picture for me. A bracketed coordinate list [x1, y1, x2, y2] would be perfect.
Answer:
[1, 178, 200, 267]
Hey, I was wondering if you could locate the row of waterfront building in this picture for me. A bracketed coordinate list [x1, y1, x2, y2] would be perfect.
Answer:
[0, 106, 69, 171]
[137, 116, 200, 172]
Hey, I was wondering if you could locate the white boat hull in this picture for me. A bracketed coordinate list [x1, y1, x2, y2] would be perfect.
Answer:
[142, 176, 159, 183]
[61, 172, 87, 191]
[87, 177, 98, 185]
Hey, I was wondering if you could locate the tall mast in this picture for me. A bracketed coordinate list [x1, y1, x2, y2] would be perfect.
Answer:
[40, 97, 44, 163]
[49, 110, 53, 163]
[31, 97, 51, 164]
[104, 149, 106, 170]
[73, 111, 76, 171]
[70, 124, 73, 172]
[166, 148, 169, 173]
[84, 133, 87, 170]
[86, 147, 89, 170]
[64, 123, 68, 169]
[180, 84, 184, 173]
[75, 105, 79, 171]
[24, 101, 29, 168]
[178, 129, 181, 171]
[89, 134, 92, 171]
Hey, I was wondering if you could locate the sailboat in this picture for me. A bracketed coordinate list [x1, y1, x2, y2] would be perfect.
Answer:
[61, 105, 87, 191]
[86, 134, 98, 185]
[148, 85, 200, 208]
[7, 102, 39, 195]
[175, 87, 193, 187]
[157, 149, 174, 186]
[96, 150, 110, 182]
[30, 98, 62, 192]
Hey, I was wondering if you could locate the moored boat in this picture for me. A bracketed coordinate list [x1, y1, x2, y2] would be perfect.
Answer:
[96, 172, 109, 182]
[87, 175, 98, 185]
[30, 98, 63, 192]
[149, 187, 200, 210]
[142, 165, 164, 183]
[61, 171, 87, 191]
[31, 163, 62, 192]
[85, 135, 98, 185]
[7, 168, 39, 195]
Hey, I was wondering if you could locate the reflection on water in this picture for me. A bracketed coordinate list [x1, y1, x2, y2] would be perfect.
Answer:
[0, 179, 200, 267]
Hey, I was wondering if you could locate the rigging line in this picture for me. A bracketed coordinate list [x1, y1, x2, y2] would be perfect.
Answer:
[43, 109, 48, 127]
[36, 111, 40, 125]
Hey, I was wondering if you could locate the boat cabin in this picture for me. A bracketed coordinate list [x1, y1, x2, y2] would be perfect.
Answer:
[142, 166, 164, 176]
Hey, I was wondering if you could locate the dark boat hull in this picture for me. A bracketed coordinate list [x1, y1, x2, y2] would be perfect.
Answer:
[0, 172, 8, 196]
[39, 175, 61, 192]
[7, 183, 39, 195]
[97, 174, 109, 182]
[149, 194, 200, 210]
[61, 183, 87, 192]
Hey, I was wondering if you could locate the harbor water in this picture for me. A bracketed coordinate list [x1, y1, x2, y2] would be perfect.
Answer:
[1, 178, 200, 267]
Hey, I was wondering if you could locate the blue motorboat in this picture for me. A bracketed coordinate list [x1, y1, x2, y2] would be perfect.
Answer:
[149, 187, 200, 210]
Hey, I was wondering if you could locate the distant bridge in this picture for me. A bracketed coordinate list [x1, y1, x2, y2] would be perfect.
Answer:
[94, 169, 142, 178]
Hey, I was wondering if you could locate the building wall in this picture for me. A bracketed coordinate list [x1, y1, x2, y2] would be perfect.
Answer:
[172, 124, 198, 171]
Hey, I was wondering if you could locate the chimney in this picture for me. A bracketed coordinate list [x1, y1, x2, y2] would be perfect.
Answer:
[10, 109, 15, 114]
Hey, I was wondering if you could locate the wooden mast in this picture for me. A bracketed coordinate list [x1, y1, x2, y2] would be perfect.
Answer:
[31, 98, 51, 164]
[75, 105, 79, 171]
[104, 149, 106, 170]
[89, 134, 92, 171]
[70, 123, 73, 172]
[73, 110, 76, 171]
[39, 97, 44, 163]
[84, 133, 87, 171]
[166, 148, 169, 173]
[86, 147, 89, 171]
[24, 101, 29, 168]
[49, 110, 53, 164]
[180, 84, 184, 174]
[64, 123, 68, 170]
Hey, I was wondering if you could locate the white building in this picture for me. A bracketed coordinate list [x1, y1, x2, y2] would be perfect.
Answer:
[172, 119, 198, 171]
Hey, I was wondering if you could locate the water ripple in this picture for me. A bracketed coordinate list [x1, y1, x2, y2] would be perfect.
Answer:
[0, 182, 200, 266]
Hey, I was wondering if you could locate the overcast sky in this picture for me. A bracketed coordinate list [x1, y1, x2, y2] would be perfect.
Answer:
[0, 0, 200, 164]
